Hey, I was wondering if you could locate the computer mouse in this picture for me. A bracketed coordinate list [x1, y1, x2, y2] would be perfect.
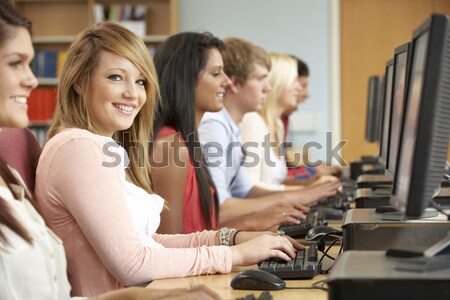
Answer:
[306, 226, 342, 242]
[319, 207, 345, 220]
[230, 269, 285, 290]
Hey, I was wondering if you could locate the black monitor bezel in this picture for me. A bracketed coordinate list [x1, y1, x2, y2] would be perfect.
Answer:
[377, 58, 395, 168]
[365, 76, 381, 143]
[390, 14, 450, 217]
[384, 42, 411, 184]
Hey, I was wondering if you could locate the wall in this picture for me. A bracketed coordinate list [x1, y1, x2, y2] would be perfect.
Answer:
[179, 0, 338, 164]
[341, 0, 450, 162]
[180, 0, 450, 164]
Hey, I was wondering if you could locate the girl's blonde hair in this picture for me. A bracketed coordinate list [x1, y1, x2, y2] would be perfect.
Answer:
[260, 52, 298, 132]
[48, 21, 160, 193]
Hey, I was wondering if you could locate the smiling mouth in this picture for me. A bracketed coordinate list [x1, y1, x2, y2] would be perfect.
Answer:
[216, 92, 225, 98]
[13, 96, 27, 105]
[113, 103, 134, 113]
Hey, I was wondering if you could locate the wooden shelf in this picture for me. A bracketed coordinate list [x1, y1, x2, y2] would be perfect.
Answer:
[142, 35, 170, 43]
[33, 35, 76, 44]
[15, 0, 178, 131]
[14, 0, 178, 36]
[33, 34, 170, 44]
[38, 78, 59, 86]
[29, 121, 52, 127]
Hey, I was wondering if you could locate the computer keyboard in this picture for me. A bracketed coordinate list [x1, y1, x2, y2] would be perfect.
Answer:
[258, 244, 321, 279]
[317, 192, 352, 211]
[278, 209, 328, 238]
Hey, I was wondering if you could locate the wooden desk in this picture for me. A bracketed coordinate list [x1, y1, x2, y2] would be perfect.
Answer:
[148, 246, 340, 300]
[148, 269, 328, 300]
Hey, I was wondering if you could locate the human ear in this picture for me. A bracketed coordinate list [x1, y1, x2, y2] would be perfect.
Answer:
[73, 83, 81, 95]
[229, 75, 240, 94]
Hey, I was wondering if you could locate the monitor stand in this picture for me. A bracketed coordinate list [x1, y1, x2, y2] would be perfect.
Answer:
[388, 234, 450, 272]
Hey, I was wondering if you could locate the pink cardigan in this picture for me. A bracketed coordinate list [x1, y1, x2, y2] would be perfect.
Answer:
[35, 129, 232, 297]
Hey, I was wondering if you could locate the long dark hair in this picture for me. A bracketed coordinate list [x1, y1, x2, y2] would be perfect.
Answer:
[0, 0, 34, 245]
[0, 0, 31, 47]
[153, 32, 223, 228]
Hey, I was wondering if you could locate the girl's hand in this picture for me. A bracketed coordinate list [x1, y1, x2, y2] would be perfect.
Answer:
[230, 234, 304, 266]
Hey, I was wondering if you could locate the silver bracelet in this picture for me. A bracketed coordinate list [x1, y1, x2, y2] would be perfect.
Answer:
[219, 227, 236, 246]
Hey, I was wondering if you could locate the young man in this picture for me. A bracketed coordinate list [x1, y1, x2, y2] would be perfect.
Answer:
[198, 38, 340, 230]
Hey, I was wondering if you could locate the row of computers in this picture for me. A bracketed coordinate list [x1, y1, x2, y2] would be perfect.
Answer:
[330, 12, 450, 300]
[251, 13, 450, 300]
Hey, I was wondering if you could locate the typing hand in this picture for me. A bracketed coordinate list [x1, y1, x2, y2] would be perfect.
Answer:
[288, 176, 340, 206]
[310, 175, 340, 187]
[230, 234, 304, 266]
[235, 205, 306, 231]
[316, 165, 343, 177]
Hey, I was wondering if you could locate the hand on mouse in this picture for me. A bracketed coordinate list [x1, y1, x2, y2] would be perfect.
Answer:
[230, 234, 304, 266]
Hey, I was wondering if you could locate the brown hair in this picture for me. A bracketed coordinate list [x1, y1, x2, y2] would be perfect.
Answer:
[222, 37, 271, 84]
[0, 0, 31, 48]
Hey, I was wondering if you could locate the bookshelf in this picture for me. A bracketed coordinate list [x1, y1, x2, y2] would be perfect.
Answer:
[12, 0, 179, 142]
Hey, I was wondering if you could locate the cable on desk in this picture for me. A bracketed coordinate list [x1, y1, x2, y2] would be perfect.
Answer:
[429, 199, 450, 220]
[283, 278, 329, 291]
[311, 278, 329, 291]
[315, 232, 343, 274]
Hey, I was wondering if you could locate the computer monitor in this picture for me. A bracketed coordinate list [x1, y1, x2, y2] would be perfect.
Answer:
[390, 14, 450, 217]
[384, 42, 411, 182]
[365, 76, 381, 143]
[377, 59, 394, 168]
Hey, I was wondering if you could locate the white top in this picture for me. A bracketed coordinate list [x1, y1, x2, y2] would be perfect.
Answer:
[240, 112, 287, 191]
[96, 135, 164, 248]
[199, 108, 254, 204]
[0, 169, 86, 300]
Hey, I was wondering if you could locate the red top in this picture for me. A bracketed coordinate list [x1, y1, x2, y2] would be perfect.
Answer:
[157, 126, 217, 233]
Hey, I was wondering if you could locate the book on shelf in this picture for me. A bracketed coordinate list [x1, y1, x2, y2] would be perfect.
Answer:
[57, 50, 68, 78]
[35, 50, 57, 78]
[32, 49, 68, 80]
[92, 3, 148, 37]
[27, 87, 57, 123]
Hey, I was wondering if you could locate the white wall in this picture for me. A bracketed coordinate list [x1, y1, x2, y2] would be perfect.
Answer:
[179, 0, 339, 163]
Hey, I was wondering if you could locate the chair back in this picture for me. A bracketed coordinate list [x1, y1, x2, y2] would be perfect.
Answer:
[0, 128, 42, 192]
